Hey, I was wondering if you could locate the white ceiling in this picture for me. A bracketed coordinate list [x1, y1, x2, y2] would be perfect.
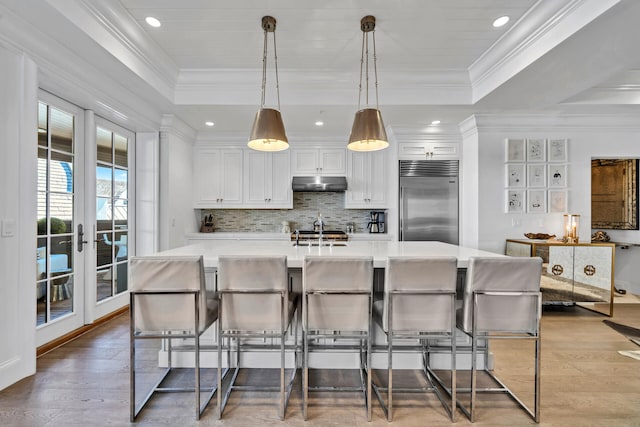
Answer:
[3, 0, 640, 137]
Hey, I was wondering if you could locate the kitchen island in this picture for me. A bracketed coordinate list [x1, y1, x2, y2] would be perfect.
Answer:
[145, 240, 504, 370]
[156, 239, 501, 269]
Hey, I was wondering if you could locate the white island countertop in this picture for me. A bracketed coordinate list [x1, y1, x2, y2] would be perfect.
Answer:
[155, 240, 502, 269]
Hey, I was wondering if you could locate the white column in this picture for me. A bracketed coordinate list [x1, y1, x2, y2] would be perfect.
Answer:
[0, 46, 38, 390]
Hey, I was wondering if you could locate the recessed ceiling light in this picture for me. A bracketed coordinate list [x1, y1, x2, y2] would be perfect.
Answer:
[145, 16, 161, 28]
[315, 121, 324, 126]
[205, 121, 214, 127]
[493, 16, 510, 28]
[431, 120, 441, 125]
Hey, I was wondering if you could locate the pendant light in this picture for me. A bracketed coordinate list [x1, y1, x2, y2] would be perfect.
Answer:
[347, 15, 388, 152]
[248, 16, 289, 152]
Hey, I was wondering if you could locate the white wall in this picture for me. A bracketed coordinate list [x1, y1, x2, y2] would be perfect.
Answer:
[0, 46, 38, 390]
[159, 115, 197, 250]
[465, 114, 640, 294]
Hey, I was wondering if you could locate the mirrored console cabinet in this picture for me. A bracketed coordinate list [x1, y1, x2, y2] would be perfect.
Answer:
[506, 239, 615, 316]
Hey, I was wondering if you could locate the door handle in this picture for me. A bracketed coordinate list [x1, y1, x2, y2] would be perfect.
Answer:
[77, 224, 88, 252]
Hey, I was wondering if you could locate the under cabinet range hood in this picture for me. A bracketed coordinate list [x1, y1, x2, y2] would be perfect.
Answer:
[291, 176, 348, 192]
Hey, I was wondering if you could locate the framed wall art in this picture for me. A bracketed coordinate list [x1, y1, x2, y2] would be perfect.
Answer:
[526, 138, 546, 162]
[548, 190, 568, 213]
[527, 190, 546, 213]
[506, 164, 525, 188]
[506, 190, 525, 213]
[548, 164, 567, 187]
[548, 139, 568, 162]
[506, 138, 526, 162]
[527, 164, 546, 187]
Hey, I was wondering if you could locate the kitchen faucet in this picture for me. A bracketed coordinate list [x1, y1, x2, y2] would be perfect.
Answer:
[315, 212, 324, 244]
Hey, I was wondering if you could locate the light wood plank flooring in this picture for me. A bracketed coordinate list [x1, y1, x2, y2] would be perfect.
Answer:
[1, 305, 639, 426]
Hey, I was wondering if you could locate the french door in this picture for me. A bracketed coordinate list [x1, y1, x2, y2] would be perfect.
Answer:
[36, 92, 85, 345]
[89, 117, 134, 320]
[36, 92, 134, 346]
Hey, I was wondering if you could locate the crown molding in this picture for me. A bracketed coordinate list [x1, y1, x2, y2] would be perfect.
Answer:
[160, 114, 197, 142]
[460, 112, 640, 133]
[46, 0, 178, 102]
[469, 0, 621, 103]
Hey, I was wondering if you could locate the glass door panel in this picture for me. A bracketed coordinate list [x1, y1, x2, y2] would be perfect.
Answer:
[36, 99, 81, 327]
[95, 126, 130, 303]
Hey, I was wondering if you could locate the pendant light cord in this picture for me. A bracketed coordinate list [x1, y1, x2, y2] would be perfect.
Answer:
[357, 23, 378, 109]
[358, 30, 364, 110]
[260, 27, 268, 108]
[260, 25, 281, 111]
[373, 29, 379, 109]
[274, 30, 281, 111]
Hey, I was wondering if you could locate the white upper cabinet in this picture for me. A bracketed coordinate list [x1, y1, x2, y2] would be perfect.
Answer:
[243, 150, 292, 209]
[291, 147, 346, 176]
[193, 146, 243, 208]
[398, 142, 458, 160]
[345, 149, 388, 209]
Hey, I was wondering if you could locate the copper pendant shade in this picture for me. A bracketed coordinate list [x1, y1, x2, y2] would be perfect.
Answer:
[347, 108, 389, 152]
[348, 16, 388, 152]
[248, 16, 289, 152]
[248, 108, 288, 151]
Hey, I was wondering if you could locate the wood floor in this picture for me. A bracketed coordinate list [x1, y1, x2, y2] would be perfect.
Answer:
[1, 305, 639, 426]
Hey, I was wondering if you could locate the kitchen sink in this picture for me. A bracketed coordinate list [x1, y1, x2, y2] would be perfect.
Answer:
[292, 242, 348, 247]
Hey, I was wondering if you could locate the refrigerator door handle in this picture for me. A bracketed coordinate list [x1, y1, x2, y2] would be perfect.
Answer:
[399, 187, 404, 241]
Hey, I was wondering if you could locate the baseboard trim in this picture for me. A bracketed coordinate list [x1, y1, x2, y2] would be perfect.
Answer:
[36, 306, 129, 357]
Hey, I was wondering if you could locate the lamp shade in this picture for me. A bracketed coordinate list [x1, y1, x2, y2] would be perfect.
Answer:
[247, 108, 289, 152]
[347, 108, 389, 152]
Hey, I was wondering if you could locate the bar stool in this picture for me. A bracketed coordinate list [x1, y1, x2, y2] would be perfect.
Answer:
[129, 256, 220, 421]
[216, 255, 298, 420]
[372, 256, 458, 421]
[457, 256, 542, 422]
[302, 256, 374, 421]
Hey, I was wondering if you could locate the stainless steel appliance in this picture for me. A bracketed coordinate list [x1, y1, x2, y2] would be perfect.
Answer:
[291, 176, 348, 192]
[399, 160, 459, 244]
[367, 211, 386, 233]
[291, 230, 349, 246]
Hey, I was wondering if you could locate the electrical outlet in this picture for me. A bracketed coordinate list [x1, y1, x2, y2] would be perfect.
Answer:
[512, 218, 521, 227]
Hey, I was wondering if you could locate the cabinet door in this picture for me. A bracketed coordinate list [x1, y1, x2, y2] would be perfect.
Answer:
[398, 142, 458, 160]
[269, 151, 292, 208]
[291, 149, 319, 175]
[318, 149, 346, 175]
[345, 151, 367, 208]
[544, 245, 575, 303]
[244, 150, 291, 208]
[219, 150, 243, 206]
[367, 149, 387, 207]
[574, 246, 613, 301]
[345, 150, 388, 209]
[193, 148, 221, 207]
[244, 150, 269, 206]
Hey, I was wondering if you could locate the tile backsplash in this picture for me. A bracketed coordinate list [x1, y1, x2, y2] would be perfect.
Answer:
[201, 192, 378, 233]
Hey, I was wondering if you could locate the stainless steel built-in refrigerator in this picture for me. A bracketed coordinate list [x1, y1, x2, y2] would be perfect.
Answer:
[399, 160, 459, 244]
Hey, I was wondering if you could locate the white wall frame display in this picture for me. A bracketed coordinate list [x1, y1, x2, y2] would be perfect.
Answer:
[506, 138, 526, 162]
[506, 189, 525, 213]
[548, 139, 568, 162]
[506, 163, 525, 187]
[528, 190, 546, 213]
[526, 138, 546, 162]
[527, 164, 546, 187]
[548, 164, 567, 187]
[548, 190, 568, 213]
